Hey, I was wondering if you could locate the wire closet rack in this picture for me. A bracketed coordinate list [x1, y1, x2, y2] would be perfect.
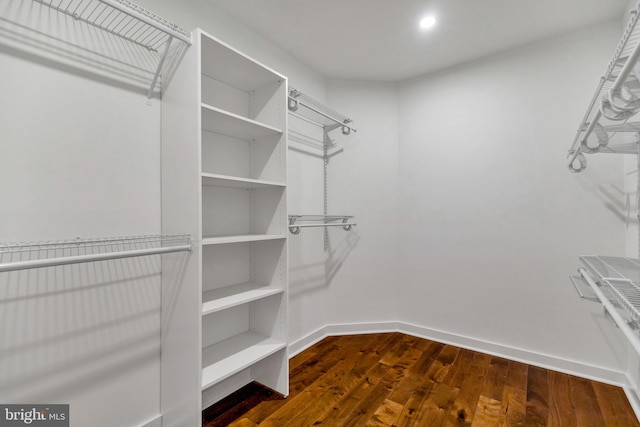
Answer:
[288, 87, 357, 136]
[572, 256, 640, 354]
[19, 0, 191, 99]
[0, 234, 192, 273]
[567, 2, 640, 172]
[287, 87, 358, 242]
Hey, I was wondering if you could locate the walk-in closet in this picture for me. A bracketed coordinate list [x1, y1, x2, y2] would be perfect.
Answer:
[3, 0, 640, 426]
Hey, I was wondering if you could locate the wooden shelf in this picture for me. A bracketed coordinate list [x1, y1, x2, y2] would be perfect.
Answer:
[201, 31, 285, 92]
[201, 173, 285, 189]
[202, 104, 282, 140]
[202, 284, 283, 316]
[201, 332, 286, 390]
[202, 234, 286, 245]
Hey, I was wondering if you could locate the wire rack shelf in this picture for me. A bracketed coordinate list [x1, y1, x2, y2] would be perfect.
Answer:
[22, 0, 191, 99]
[576, 255, 640, 332]
[0, 234, 192, 272]
[567, 2, 640, 172]
[288, 87, 357, 135]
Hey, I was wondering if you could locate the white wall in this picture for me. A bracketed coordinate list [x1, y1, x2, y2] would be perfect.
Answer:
[323, 81, 400, 326]
[286, 81, 402, 347]
[0, 0, 326, 426]
[397, 20, 627, 373]
[0, 2, 163, 426]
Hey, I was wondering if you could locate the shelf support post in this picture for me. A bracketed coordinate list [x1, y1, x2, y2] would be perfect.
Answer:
[147, 35, 174, 101]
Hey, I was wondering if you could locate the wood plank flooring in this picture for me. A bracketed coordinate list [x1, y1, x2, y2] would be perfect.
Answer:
[202, 333, 639, 426]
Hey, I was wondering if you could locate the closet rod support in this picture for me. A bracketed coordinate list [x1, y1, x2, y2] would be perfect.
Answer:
[147, 34, 173, 100]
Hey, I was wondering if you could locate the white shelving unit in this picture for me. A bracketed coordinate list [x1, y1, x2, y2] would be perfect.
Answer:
[202, 235, 287, 245]
[161, 28, 288, 426]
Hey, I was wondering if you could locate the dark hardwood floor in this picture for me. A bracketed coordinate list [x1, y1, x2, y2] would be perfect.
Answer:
[202, 333, 639, 426]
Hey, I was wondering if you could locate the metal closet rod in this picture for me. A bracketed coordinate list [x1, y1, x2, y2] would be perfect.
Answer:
[0, 234, 192, 273]
[288, 215, 356, 235]
[288, 88, 357, 135]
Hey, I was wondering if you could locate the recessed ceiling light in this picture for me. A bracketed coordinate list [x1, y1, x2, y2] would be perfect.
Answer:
[419, 16, 437, 30]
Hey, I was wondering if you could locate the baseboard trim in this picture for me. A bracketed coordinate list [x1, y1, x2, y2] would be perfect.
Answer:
[288, 326, 328, 358]
[624, 384, 640, 421]
[288, 321, 626, 387]
[137, 415, 161, 427]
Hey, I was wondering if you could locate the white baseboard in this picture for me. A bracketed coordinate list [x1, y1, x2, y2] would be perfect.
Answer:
[288, 326, 328, 358]
[288, 321, 627, 387]
[137, 415, 161, 427]
[624, 384, 640, 421]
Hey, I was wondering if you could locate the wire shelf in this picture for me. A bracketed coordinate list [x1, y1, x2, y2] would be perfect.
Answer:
[575, 260, 640, 357]
[33, 0, 190, 51]
[288, 215, 356, 235]
[567, 2, 640, 171]
[579, 255, 640, 326]
[288, 87, 357, 135]
[9, 0, 192, 99]
[0, 234, 192, 272]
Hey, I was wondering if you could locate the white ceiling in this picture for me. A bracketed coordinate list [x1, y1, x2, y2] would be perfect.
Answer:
[210, 0, 630, 82]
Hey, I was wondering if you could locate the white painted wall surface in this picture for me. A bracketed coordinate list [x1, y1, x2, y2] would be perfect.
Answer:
[0, 33, 163, 427]
[287, 116, 332, 344]
[323, 81, 401, 326]
[397, 20, 627, 372]
[0, 0, 325, 425]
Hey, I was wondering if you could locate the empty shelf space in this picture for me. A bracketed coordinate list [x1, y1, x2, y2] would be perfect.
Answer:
[201, 332, 286, 390]
[202, 283, 283, 316]
[202, 104, 282, 140]
[201, 31, 284, 92]
[202, 234, 286, 245]
[201, 173, 285, 189]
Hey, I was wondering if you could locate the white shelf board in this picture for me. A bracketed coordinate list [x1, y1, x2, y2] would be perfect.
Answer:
[202, 283, 283, 316]
[202, 234, 286, 245]
[201, 173, 285, 189]
[200, 30, 285, 92]
[201, 103, 282, 140]
[201, 331, 286, 390]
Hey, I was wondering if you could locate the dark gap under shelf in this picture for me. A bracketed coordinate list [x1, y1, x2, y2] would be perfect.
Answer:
[202, 381, 284, 427]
